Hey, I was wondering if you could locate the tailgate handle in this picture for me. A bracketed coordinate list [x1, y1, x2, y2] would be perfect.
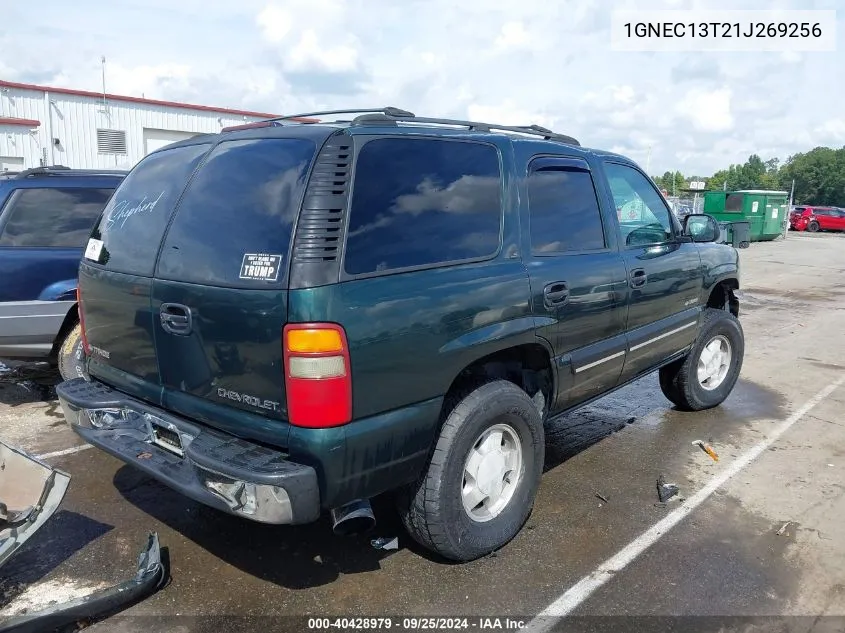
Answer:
[160, 303, 192, 336]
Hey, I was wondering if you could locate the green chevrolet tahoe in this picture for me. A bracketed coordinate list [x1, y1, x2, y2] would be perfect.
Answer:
[56, 108, 743, 561]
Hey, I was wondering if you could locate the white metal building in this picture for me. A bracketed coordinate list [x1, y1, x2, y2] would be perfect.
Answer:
[0, 79, 282, 172]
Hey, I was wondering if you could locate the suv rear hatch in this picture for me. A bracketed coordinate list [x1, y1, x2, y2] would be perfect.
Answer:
[79, 128, 331, 447]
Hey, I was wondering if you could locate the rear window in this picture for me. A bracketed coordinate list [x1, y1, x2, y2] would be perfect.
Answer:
[343, 138, 502, 275]
[89, 144, 209, 275]
[156, 138, 315, 286]
[0, 187, 114, 247]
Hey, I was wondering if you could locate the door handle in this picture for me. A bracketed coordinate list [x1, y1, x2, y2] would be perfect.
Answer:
[629, 268, 647, 288]
[543, 282, 570, 308]
[160, 303, 193, 335]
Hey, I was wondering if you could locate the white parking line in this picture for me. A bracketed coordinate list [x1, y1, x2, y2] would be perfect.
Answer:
[522, 376, 845, 633]
[35, 444, 93, 460]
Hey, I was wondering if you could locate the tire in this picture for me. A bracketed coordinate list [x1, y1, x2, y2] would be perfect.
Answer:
[808, 221, 820, 232]
[658, 308, 744, 412]
[397, 380, 544, 561]
[57, 322, 86, 381]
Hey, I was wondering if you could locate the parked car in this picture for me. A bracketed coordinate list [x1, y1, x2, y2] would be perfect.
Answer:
[789, 205, 845, 232]
[55, 109, 743, 561]
[0, 166, 126, 378]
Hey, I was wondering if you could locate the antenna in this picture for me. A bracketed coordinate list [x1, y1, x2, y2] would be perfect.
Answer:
[100, 56, 108, 112]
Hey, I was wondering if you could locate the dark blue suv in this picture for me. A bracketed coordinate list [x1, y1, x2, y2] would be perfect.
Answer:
[0, 166, 125, 378]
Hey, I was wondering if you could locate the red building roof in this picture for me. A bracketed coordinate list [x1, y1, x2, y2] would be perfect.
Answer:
[0, 116, 40, 127]
[0, 79, 282, 119]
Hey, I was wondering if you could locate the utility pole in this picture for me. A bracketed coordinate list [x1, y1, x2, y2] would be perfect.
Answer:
[100, 56, 108, 111]
[784, 178, 795, 239]
[645, 145, 652, 173]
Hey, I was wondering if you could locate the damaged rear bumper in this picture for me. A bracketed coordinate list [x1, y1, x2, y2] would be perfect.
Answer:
[0, 441, 71, 569]
[56, 378, 321, 525]
[1, 532, 166, 633]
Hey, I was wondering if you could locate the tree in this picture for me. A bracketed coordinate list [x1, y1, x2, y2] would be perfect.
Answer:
[779, 147, 845, 205]
[655, 145, 844, 205]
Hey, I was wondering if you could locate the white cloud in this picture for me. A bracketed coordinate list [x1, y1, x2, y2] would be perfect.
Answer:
[1, 0, 843, 174]
[495, 22, 530, 50]
[676, 88, 734, 133]
[817, 119, 845, 143]
[286, 30, 360, 73]
[256, 5, 292, 43]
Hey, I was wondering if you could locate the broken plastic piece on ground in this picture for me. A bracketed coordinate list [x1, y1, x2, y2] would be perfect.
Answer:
[0, 439, 71, 569]
[595, 493, 609, 503]
[371, 536, 399, 551]
[692, 440, 720, 462]
[776, 521, 791, 536]
[0, 532, 168, 633]
[656, 474, 680, 503]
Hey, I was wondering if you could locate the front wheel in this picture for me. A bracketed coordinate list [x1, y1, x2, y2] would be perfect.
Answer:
[659, 308, 744, 411]
[57, 323, 86, 381]
[807, 221, 820, 232]
[397, 381, 544, 561]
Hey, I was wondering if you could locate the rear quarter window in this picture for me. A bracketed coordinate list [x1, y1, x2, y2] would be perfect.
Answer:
[343, 137, 502, 276]
[87, 143, 210, 275]
[156, 138, 316, 287]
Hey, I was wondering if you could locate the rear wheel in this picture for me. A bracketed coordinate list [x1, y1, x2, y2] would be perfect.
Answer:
[659, 308, 744, 411]
[807, 221, 820, 232]
[57, 323, 86, 381]
[397, 380, 544, 561]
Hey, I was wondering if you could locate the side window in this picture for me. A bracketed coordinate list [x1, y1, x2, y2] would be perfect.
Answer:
[0, 187, 115, 248]
[527, 164, 605, 253]
[344, 138, 502, 275]
[604, 163, 675, 247]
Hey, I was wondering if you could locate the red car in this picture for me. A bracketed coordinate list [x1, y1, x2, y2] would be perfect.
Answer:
[790, 206, 845, 232]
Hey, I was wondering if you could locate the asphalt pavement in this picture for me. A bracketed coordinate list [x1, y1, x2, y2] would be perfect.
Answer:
[2, 231, 844, 632]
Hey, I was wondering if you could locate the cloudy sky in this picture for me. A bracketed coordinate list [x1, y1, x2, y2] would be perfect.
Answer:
[1, 0, 842, 175]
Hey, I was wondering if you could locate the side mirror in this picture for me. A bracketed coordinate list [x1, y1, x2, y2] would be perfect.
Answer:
[683, 214, 720, 243]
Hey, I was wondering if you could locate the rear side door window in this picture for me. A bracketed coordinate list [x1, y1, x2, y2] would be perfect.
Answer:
[603, 163, 676, 247]
[527, 159, 606, 254]
[343, 137, 502, 276]
[0, 187, 114, 247]
[88, 143, 210, 276]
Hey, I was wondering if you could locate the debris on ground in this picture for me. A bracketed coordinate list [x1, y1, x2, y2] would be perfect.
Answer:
[0, 440, 71, 569]
[370, 537, 399, 551]
[692, 440, 720, 462]
[656, 474, 680, 503]
[1, 532, 167, 631]
[595, 493, 609, 503]
[776, 522, 791, 536]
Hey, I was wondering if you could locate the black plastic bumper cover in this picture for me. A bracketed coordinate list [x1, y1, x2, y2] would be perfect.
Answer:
[55, 378, 321, 525]
[0, 532, 166, 633]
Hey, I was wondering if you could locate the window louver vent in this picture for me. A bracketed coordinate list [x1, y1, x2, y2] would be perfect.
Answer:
[293, 136, 351, 263]
[96, 129, 128, 155]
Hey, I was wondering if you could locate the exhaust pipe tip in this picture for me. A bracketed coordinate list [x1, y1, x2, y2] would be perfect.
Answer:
[330, 499, 375, 536]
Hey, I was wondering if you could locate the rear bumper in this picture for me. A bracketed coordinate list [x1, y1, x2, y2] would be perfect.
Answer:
[55, 378, 320, 525]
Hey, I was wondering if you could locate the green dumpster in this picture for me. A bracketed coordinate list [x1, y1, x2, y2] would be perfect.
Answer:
[703, 190, 788, 242]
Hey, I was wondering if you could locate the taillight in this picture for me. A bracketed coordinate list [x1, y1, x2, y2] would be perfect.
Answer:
[283, 323, 352, 428]
[77, 287, 90, 355]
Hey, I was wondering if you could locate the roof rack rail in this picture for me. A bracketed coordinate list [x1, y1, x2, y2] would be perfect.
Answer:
[266, 107, 416, 123]
[16, 165, 128, 178]
[350, 112, 580, 146]
[17, 165, 71, 177]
